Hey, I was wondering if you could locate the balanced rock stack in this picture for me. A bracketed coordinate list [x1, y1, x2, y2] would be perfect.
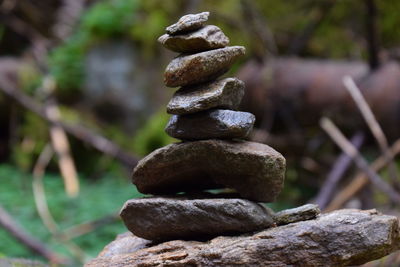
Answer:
[120, 12, 310, 242]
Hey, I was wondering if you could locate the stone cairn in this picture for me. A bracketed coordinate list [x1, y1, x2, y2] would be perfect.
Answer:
[119, 12, 319, 242]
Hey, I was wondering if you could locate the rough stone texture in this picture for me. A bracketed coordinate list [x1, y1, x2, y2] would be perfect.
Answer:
[132, 139, 285, 202]
[165, 109, 255, 140]
[164, 46, 245, 87]
[86, 209, 400, 267]
[166, 12, 209, 35]
[98, 232, 151, 257]
[167, 78, 244, 115]
[274, 204, 320, 226]
[120, 197, 274, 242]
[159, 25, 229, 53]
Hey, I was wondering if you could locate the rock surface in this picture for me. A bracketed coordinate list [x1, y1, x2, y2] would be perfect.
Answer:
[120, 197, 274, 241]
[86, 209, 400, 267]
[167, 78, 244, 115]
[274, 204, 320, 225]
[159, 25, 229, 53]
[166, 12, 209, 35]
[164, 46, 245, 87]
[132, 139, 285, 202]
[165, 109, 255, 140]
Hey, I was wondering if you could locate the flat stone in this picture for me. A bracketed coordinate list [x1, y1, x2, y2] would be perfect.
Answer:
[274, 204, 320, 225]
[158, 25, 229, 53]
[166, 12, 209, 35]
[120, 197, 274, 242]
[164, 46, 245, 87]
[132, 139, 286, 202]
[165, 109, 255, 140]
[87, 209, 400, 267]
[167, 78, 244, 115]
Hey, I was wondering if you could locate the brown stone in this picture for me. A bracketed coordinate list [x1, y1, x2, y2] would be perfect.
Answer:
[274, 204, 320, 225]
[166, 12, 209, 35]
[120, 197, 274, 242]
[132, 139, 285, 202]
[165, 109, 255, 140]
[164, 46, 245, 87]
[86, 209, 400, 267]
[158, 25, 229, 53]
[167, 78, 244, 115]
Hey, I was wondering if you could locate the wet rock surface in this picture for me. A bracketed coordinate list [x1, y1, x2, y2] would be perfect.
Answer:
[166, 12, 209, 35]
[159, 25, 229, 53]
[164, 46, 245, 87]
[167, 78, 244, 115]
[120, 197, 274, 242]
[165, 109, 255, 140]
[274, 204, 320, 225]
[87, 209, 400, 267]
[132, 139, 285, 202]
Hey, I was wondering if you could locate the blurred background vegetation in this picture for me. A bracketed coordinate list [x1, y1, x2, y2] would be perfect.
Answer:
[1, 0, 400, 265]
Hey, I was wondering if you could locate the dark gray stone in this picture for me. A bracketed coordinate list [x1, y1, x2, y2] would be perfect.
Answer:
[132, 139, 286, 202]
[166, 12, 209, 35]
[120, 197, 274, 242]
[87, 209, 400, 267]
[159, 25, 229, 53]
[274, 204, 320, 225]
[164, 46, 245, 87]
[167, 78, 244, 115]
[165, 109, 255, 140]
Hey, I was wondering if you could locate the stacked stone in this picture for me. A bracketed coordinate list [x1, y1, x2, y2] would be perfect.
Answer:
[120, 12, 293, 242]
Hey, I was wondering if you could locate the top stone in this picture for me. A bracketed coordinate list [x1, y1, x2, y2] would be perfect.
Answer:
[166, 12, 210, 35]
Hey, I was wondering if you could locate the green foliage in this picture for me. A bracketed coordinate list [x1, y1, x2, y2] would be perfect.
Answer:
[11, 113, 48, 171]
[49, 0, 140, 94]
[81, 0, 139, 38]
[132, 110, 176, 156]
[0, 164, 142, 264]
[49, 33, 88, 94]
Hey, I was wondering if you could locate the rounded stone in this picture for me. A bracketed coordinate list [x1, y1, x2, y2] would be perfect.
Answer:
[164, 46, 245, 87]
[120, 196, 275, 241]
[158, 25, 229, 53]
[167, 78, 244, 115]
[165, 109, 255, 140]
[132, 139, 286, 202]
[166, 12, 209, 35]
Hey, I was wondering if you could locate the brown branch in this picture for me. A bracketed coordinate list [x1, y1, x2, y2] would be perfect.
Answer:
[0, 203, 66, 264]
[320, 117, 400, 204]
[343, 76, 398, 183]
[0, 75, 139, 168]
[63, 213, 119, 240]
[32, 143, 87, 262]
[314, 131, 365, 209]
[325, 138, 400, 212]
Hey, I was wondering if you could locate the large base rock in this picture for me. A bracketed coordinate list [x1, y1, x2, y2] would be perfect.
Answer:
[132, 139, 285, 202]
[86, 209, 400, 267]
[120, 197, 274, 242]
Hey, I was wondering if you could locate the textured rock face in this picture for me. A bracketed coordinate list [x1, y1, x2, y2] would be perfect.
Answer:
[166, 12, 209, 35]
[132, 139, 285, 202]
[165, 109, 255, 140]
[164, 46, 245, 87]
[120, 197, 274, 241]
[159, 25, 229, 53]
[167, 78, 244, 115]
[86, 209, 400, 267]
[274, 204, 320, 225]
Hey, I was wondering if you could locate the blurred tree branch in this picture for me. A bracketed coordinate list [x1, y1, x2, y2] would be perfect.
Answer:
[0, 75, 140, 167]
[0, 203, 67, 264]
